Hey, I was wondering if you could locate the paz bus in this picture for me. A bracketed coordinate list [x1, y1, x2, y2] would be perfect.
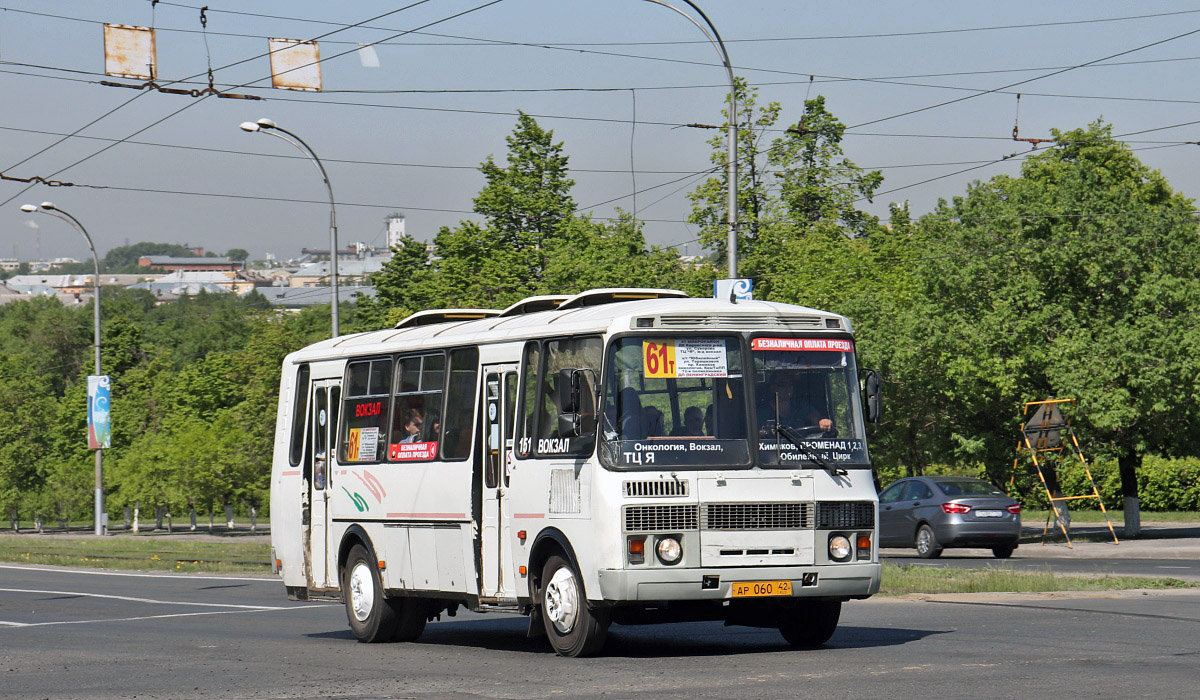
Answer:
[269, 288, 882, 656]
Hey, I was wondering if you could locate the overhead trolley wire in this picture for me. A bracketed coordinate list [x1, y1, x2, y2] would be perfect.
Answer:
[846, 25, 1200, 130]
[0, 0, 508, 207]
[137, 3, 1200, 45]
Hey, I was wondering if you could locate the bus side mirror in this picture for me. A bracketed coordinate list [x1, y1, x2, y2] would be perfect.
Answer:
[557, 369, 596, 438]
[864, 370, 882, 423]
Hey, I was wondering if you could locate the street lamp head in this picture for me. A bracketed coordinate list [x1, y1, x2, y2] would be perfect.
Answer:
[256, 118, 277, 129]
[39, 202, 56, 211]
[239, 121, 261, 133]
[19, 204, 36, 213]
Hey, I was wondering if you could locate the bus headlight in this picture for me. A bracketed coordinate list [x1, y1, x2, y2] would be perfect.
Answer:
[828, 535, 852, 562]
[656, 536, 682, 564]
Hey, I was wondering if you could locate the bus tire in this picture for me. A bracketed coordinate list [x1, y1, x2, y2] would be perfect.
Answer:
[539, 555, 609, 657]
[779, 600, 841, 647]
[386, 597, 428, 642]
[343, 544, 397, 643]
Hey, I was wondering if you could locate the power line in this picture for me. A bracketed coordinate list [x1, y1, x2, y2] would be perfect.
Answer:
[143, 3, 1200, 45]
[847, 26, 1200, 130]
[1, 1, 509, 207]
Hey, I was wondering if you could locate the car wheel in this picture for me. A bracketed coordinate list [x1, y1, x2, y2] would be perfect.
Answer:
[343, 544, 398, 642]
[915, 524, 942, 559]
[540, 554, 610, 657]
[385, 596, 428, 642]
[779, 600, 841, 647]
[992, 545, 1016, 559]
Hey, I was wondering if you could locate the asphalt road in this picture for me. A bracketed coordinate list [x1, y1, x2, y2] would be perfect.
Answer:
[2, 563, 1198, 700]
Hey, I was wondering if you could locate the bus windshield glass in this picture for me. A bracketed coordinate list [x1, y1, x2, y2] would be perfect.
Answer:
[751, 337, 869, 468]
[599, 336, 750, 469]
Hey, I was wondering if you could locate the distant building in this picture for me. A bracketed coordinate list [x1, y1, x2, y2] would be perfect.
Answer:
[0, 259, 20, 272]
[137, 256, 241, 272]
[249, 285, 376, 312]
[125, 270, 253, 298]
[386, 213, 406, 249]
[289, 258, 388, 288]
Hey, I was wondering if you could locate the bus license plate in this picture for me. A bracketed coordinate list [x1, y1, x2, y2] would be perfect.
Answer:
[731, 580, 792, 598]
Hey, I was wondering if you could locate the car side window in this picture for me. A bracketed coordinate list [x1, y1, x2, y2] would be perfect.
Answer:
[913, 483, 934, 500]
[879, 482, 904, 503]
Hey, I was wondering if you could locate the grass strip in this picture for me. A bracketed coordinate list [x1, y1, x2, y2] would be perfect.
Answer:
[0, 534, 271, 574]
[1022, 510, 1198, 524]
[881, 562, 1195, 595]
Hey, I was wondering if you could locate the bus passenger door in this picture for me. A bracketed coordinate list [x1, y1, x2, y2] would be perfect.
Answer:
[480, 365, 518, 600]
[307, 380, 337, 590]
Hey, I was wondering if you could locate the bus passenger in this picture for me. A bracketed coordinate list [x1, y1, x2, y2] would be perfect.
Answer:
[671, 406, 706, 437]
[643, 406, 665, 437]
[399, 408, 424, 443]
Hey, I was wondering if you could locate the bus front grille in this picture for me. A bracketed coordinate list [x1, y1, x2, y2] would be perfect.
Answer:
[816, 502, 876, 529]
[624, 479, 689, 497]
[623, 504, 699, 533]
[702, 503, 813, 530]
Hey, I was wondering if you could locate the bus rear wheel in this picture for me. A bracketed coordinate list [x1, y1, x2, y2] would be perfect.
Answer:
[343, 544, 397, 643]
[386, 596, 428, 642]
[779, 600, 841, 647]
[540, 555, 609, 657]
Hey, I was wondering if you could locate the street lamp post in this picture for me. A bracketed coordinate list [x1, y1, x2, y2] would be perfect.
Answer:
[240, 119, 340, 337]
[20, 202, 105, 536]
[643, 0, 738, 278]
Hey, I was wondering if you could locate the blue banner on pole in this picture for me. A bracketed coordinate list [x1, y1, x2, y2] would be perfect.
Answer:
[87, 375, 111, 449]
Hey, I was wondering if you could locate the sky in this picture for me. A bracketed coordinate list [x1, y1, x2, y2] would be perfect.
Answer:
[3, 1, 1200, 264]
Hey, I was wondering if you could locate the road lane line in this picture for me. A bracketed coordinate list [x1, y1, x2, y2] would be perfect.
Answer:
[0, 605, 328, 629]
[0, 587, 280, 609]
[0, 563, 276, 582]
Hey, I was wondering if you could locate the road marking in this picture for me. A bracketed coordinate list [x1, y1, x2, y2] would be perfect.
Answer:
[0, 563, 275, 583]
[0, 587, 280, 609]
[1155, 566, 1193, 569]
[0, 605, 325, 629]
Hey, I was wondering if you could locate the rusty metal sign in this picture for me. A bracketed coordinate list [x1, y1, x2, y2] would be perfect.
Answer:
[268, 38, 322, 92]
[104, 24, 157, 80]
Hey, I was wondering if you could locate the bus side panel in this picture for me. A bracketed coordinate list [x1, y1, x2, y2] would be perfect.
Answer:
[270, 359, 306, 590]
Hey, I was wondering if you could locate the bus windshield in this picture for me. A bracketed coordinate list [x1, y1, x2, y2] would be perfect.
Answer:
[751, 337, 870, 468]
[598, 336, 750, 469]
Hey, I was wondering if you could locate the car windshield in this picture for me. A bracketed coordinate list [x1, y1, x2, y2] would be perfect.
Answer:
[598, 336, 750, 469]
[751, 337, 869, 468]
[936, 479, 1005, 496]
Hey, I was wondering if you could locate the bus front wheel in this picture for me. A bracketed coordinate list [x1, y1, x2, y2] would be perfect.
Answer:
[779, 600, 841, 647]
[539, 555, 609, 657]
[343, 544, 397, 643]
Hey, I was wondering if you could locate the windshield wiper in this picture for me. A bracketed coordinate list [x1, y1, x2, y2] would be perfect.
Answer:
[776, 425, 847, 476]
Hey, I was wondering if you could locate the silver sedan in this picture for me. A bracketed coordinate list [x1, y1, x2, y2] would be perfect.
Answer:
[878, 476, 1021, 559]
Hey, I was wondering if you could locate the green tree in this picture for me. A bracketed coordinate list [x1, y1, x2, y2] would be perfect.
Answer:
[226, 248, 250, 262]
[540, 213, 688, 293]
[474, 111, 576, 270]
[687, 78, 783, 265]
[910, 121, 1200, 530]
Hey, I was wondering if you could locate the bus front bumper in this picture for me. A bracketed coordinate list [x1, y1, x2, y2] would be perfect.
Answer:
[595, 562, 880, 602]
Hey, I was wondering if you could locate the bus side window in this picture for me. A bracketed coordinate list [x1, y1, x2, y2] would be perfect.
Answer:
[537, 336, 601, 457]
[441, 347, 479, 460]
[339, 358, 391, 463]
[516, 342, 541, 458]
[289, 364, 310, 466]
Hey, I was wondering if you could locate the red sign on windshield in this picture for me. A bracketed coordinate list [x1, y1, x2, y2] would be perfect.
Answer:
[752, 338, 853, 352]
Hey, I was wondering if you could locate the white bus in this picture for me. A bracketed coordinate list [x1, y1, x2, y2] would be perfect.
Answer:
[270, 288, 882, 656]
